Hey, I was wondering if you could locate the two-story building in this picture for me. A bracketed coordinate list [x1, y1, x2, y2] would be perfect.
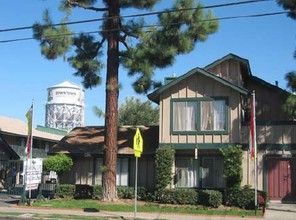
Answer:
[148, 53, 296, 201]
[0, 115, 65, 192]
[51, 54, 296, 201]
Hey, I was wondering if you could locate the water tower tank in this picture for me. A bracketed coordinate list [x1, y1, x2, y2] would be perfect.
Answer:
[45, 81, 85, 131]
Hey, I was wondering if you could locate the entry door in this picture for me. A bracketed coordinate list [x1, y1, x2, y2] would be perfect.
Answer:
[267, 158, 296, 201]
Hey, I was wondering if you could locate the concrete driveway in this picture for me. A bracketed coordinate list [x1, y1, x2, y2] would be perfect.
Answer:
[265, 202, 296, 220]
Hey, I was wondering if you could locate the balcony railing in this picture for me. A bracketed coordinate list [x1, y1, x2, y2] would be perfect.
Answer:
[10, 145, 47, 159]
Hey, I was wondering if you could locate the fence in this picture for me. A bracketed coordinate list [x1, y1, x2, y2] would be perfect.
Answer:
[0, 159, 56, 198]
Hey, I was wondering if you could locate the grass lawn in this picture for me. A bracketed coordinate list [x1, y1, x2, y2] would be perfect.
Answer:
[31, 198, 263, 217]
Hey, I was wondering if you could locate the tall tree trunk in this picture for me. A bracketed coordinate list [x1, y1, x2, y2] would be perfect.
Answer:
[102, 0, 120, 201]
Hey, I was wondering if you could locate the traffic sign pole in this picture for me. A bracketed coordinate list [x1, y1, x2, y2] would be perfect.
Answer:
[133, 128, 143, 219]
[134, 156, 138, 219]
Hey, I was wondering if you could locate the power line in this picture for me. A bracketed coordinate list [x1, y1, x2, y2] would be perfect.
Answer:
[0, 10, 291, 44]
[0, 0, 272, 33]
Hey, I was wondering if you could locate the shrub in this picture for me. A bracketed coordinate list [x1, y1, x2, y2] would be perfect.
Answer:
[55, 184, 75, 199]
[155, 145, 175, 197]
[159, 188, 198, 205]
[199, 190, 222, 208]
[117, 186, 134, 199]
[74, 184, 93, 199]
[226, 187, 254, 209]
[116, 186, 153, 201]
[258, 190, 269, 207]
[137, 187, 152, 201]
[93, 185, 102, 199]
[43, 154, 73, 182]
[220, 145, 243, 189]
[226, 187, 268, 210]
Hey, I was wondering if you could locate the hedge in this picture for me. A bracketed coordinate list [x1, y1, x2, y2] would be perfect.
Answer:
[226, 187, 268, 210]
[158, 188, 198, 205]
[55, 184, 75, 199]
[198, 190, 222, 208]
[53, 184, 266, 210]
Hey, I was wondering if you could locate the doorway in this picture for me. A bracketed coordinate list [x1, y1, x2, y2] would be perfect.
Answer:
[266, 157, 296, 201]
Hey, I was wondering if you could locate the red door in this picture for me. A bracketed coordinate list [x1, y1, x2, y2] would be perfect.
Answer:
[267, 158, 296, 201]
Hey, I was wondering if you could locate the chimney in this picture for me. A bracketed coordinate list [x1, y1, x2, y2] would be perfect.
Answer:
[164, 73, 177, 85]
[275, 81, 278, 87]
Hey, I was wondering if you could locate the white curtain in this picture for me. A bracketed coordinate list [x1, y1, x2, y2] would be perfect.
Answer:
[201, 101, 213, 130]
[175, 159, 199, 188]
[201, 100, 225, 131]
[173, 102, 196, 131]
[213, 100, 226, 130]
[186, 102, 196, 131]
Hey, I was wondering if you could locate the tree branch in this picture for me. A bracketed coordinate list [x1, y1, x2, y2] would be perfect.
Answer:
[97, 37, 106, 51]
[121, 27, 139, 39]
[118, 51, 128, 58]
[66, 0, 108, 12]
[118, 35, 129, 50]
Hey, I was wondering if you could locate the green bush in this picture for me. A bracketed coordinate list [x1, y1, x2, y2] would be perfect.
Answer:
[93, 185, 102, 199]
[117, 186, 134, 199]
[116, 186, 152, 201]
[43, 154, 73, 174]
[226, 187, 269, 210]
[199, 190, 222, 208]
[220, 145, 243, 189]
[155, 145, 175, 197]
[55, 184, 75, 199]
[159, 188, 198, 205]
[74, 184, 93, 199]
[137, 187, 152, 201]
[54, 185, 152, 201]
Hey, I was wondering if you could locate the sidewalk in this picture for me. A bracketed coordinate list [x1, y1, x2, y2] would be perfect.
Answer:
[265, 202, 296, 220]
[0, 199, 263, 220]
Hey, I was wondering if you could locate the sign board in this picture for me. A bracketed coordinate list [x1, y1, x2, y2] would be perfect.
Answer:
[24, 158, 43, 190]
[133, 128, 143, 157]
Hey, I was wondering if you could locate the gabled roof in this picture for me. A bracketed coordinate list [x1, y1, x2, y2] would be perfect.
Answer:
[251, 75, 289, 93]
[0, 134, 19, 159]
[0, 115, 64, 141]
[204, 53, 252, 76]
[148, 67, 249, 104]
[49, 126, 159, 155]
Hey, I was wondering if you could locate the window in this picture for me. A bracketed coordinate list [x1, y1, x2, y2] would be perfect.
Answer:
[174, 157, 225, 188]
[175, 158, 199, 187]
[201, 100, 226, 131]
[116, 158, 128, 186]
[175, 157, 225, 189]
[172, 98, 228, 133]
[95, 158, 129, 186]
[201, 157, 225, 188]
[173, 101, 197, 131]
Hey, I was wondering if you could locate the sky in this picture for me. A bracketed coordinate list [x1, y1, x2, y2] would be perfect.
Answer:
[1, 0, 295, 128]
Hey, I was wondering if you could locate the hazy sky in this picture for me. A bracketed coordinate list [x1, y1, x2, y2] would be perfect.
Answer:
[1, 0, 295, 127]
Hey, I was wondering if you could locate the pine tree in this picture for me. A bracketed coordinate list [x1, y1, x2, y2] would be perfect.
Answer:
[277, 0, 296, 19]
[33, 0, 218, 201]
[277, 0, 296, 119]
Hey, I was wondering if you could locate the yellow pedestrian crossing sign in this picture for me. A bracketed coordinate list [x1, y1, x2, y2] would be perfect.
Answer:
[133, 128, 143, 157]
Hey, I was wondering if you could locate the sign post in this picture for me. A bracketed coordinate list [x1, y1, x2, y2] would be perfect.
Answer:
[133, 128, 143, 219]
[24, 158, 43, 190]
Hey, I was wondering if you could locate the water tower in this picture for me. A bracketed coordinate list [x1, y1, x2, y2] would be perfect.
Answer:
[45, 81, 85, 131]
